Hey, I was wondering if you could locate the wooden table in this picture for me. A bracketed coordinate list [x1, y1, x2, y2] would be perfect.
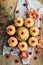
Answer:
[0, 48, 43, 65]
[0, 0, 43, 65]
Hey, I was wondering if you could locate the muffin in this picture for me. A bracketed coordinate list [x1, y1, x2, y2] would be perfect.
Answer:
[30, 26, 39, 36]
[8, 37, 18, 47]
[28, 37, 38, 46]
[6, 25, 16, 35]
[14, 17, 24, 27]
[24, 18, 34, 28]
[17, 27, 29, 41]
[18, 42, 28, 51]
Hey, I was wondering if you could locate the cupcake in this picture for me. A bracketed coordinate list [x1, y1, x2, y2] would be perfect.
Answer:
[28, 37, 38, 46]
[24, 18, 34, 28]
[17, 27, 29, 41]
[14, 17, 24, 27]
[30, 26, 39, 36]
[6, 25, 16, 35]
[8, 37, 18, 47]
[18, 42, 28, 51]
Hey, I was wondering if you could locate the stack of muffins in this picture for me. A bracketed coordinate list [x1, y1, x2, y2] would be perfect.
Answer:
[6, 17, 39, 51]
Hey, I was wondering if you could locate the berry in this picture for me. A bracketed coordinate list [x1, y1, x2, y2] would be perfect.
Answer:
[39, 18, 42, 21]
[33, 30, 36, 33]
[23, 3, 27, 6]
[29, 52, 32, 55]
[10, 29, 12, 31]
[35, 50, 40, 54]
[5, 54, 11, 59]
[17, 21, 20, 23]
[15, 59, 19, 63]
[34, 57, 37, 60]
[31, 40, 35, 43]
[22, 45, 24, 47]
[28, 21, 30, 23]
[10, 49, 13, 52]
[21, 32, 24, 35]
[16, 10, 20, 13]
[38, 34, 40, 36]
[38, 27, 42, 30]
[12, 40, 14, 43]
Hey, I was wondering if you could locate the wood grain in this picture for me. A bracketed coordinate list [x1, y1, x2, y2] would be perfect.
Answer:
[1, 0, 17, 9]
[0, 0, 43, 65]
[0, 49, 43, 65]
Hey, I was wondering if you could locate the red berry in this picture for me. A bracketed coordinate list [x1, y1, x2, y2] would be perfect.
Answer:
[35, 50, 40, 54]
[31, 40, 35, 43]
[22, 44, 24, 47]
[38, 34, 40, 36]
[39, 18, 42, 21]
[29, 52, 32, 55]
[33, 30, 36, 33]
[38, 27, 42, 30]
[10, 29, 12, 31]
[12, 40, 15, 43]
[5, 54, 11, 59]
[23, 3, 27, 6]
[10, 49, 13, 52]
[15, 59, 19, 63]
[21, 32, 24, 35]
[17, 21, 20, 23]
[16, 10, 20, 13]
[34, 57, 37, 60]
[28, 21, 30, 23]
